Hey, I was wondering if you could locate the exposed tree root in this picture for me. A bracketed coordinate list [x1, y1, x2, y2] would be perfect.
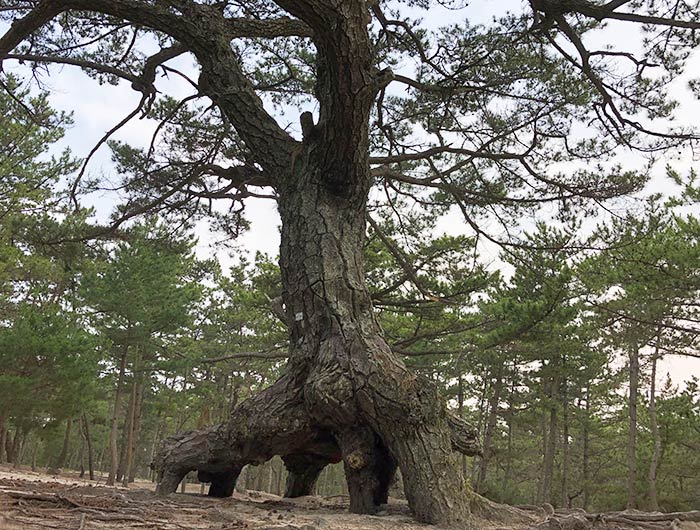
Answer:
[152, 370, 481, 523]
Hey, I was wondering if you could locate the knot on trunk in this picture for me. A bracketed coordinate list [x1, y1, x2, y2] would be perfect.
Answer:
[344, 450, 368, 470]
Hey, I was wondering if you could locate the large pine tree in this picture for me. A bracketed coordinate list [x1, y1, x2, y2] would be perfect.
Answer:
[2, 0, 700, 524]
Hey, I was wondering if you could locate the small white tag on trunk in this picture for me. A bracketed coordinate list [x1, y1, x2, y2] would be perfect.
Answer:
[294, 312, 304, 321]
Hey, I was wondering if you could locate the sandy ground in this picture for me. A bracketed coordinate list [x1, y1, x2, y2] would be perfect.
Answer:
[0, 465, 438, 530]
[1, 466, 698, 530]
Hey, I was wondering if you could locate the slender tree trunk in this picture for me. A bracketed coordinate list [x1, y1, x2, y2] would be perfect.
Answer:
[123, 349, 144, 486]
[150, 412, 165, 482]
[48, 419, 72, 474]
[82, 414, 95, 481]
[457, 371, 468, 479]
[13, 430, 26, 469]
[128, 378, 144, 483]
[97, 447, 105, 475]
[117, 377, 136, 483]
[78, 437, 85, 478]
[562, 392, 570, 508]
[477, 367, 502, 493]
[7, 428, 18, 464]
[0, 415, 6, 464]
[472, 377, 489, 483]
[122, 373, 138, 487]
[31, 438, 38, 472]
[538, 408, 548, 504]
[583, 388, 591, 511]
[108, 341, 129, 486]
[502, 364, 516, 500]
[648, 349, 662, 511]
[627, 343, 640, 509]
[58, 419, 72, 473]
[542, 402, 557, 505]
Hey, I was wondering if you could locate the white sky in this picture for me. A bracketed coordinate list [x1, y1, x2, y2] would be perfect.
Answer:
[1, 0, 699, 385]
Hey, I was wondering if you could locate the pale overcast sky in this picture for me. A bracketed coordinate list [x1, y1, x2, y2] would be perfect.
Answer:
[1, 1, 699, 385]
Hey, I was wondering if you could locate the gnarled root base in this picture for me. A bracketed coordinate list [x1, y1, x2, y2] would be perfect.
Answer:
[152, 371, 480, 525]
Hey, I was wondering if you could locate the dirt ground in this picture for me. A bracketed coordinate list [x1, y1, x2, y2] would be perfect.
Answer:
[1, 466, 698, 530]
[0, 465, 452, 530]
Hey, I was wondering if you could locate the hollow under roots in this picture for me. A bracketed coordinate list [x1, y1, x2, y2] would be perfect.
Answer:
[152, 373, 480, 522]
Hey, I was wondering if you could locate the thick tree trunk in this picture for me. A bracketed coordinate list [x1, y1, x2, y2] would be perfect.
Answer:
[153, 176, 480, 525]
[648, 351, 661, 511]
[153, 4, 478, 525]
[627, 344, 640, 509]
[278, 176, 474, 523]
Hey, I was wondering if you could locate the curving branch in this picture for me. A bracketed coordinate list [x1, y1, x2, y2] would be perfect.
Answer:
[0, 0, 304, 179]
